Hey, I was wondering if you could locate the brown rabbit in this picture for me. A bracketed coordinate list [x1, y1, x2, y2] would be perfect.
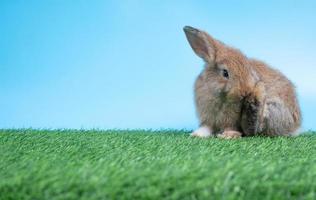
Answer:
[183, 26, 301, 138]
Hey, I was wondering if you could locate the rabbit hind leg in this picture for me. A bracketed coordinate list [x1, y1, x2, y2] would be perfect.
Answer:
[262, 99, 299, 136]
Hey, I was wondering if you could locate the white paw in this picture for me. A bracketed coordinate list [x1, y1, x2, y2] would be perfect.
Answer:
[191, 126, 212, 138]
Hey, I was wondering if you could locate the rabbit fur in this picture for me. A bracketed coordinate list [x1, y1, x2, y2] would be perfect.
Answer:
[183, 26, 301, 138]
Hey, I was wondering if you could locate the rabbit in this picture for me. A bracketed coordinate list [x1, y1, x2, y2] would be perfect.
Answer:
[183, 26, 301, 139]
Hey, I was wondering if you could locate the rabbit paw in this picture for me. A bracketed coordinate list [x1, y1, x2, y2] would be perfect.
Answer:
[218, 130, 242, 139]
[191, 126, 212, 138]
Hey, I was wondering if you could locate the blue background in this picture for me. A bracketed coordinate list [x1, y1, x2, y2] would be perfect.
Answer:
[1, 0, 315, 130]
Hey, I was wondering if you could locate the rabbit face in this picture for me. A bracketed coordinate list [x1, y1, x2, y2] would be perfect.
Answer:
[184, 26, 254, 102]
[205, 52, 251, 100]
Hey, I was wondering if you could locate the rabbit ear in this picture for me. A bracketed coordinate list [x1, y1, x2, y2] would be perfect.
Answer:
[183, 26, 216, 63]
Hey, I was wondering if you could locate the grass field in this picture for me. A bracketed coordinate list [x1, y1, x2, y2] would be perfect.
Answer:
[1, 129, 316, 200]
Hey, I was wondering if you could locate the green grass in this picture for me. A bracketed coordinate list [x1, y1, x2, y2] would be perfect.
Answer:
[1, 129, 316, 200]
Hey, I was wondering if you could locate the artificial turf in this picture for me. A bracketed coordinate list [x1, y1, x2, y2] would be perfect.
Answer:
[0, 129, 316, 200]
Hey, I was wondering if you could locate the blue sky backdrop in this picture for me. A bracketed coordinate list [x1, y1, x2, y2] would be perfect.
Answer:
[1, 0, 315, 130]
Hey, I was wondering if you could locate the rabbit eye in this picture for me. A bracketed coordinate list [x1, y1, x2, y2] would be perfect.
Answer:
[222, 69, 229, 79]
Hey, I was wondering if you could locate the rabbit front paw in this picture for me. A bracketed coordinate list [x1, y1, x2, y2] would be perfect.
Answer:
[191, 126, 212, 138]
[217, 130, 242, 139]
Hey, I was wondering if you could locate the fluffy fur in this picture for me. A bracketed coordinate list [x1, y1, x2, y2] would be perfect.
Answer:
[183, 26, 301, 138]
